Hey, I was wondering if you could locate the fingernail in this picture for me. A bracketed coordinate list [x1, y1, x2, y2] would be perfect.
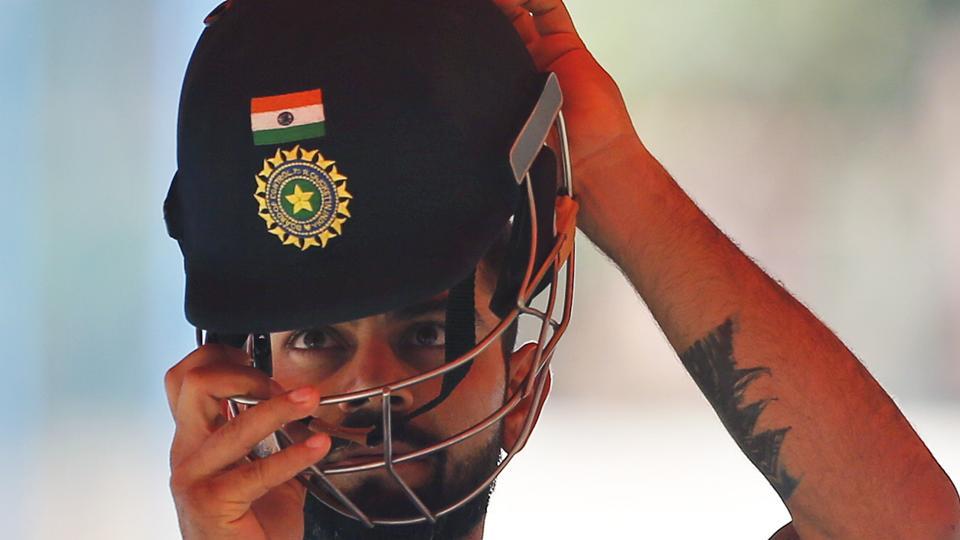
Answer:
[288, 386, 316, 404]
[306, 433, 329, 449]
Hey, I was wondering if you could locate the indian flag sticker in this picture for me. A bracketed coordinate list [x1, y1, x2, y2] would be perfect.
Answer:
[250, 89, 326, 146]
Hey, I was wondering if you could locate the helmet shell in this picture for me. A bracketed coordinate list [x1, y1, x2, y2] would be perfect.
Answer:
[165, 0, 542, 333]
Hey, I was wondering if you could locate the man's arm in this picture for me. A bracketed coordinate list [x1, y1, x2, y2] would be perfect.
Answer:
[579, 134, 960, 540]
[494, 1, 960, 538]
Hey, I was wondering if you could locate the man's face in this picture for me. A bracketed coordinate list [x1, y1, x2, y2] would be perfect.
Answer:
[267, 267, 530, 524]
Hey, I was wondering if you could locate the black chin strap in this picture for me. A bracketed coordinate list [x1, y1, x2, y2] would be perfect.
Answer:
[405, 269, 476, 421]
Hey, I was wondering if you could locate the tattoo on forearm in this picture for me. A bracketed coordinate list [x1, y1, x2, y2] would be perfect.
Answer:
[679, 318, 799, 501]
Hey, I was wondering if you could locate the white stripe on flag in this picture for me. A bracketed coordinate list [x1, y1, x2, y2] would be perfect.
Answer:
[251, 104, 325, 132]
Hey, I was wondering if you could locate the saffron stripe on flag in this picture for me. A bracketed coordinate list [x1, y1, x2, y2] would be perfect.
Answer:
[253, 122, 326, 146]
[251, 89, 323, 114]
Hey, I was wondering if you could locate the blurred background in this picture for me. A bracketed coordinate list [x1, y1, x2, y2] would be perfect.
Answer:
[1, 0, 958, 538]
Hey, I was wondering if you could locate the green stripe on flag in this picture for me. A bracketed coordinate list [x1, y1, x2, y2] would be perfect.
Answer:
[253, 122, 326, 146]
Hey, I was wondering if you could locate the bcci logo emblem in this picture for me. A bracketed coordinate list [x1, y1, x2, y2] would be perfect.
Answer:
[254, 145, 352, 250]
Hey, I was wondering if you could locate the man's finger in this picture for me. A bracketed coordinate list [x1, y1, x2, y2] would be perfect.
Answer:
[208, 433, 332, 504]
[164, 344, 252, 417]
[503, 6, 540, 45]
[179, 386, 321, 480]
[171, 362, 283, 461]
[494, 0, 579, 38]
[528, 33, 586, 72]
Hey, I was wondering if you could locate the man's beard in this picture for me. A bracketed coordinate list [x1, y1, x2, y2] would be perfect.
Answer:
[302, 429, 502, 540]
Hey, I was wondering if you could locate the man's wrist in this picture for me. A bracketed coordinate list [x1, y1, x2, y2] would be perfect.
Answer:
[572, 134, 678, 267]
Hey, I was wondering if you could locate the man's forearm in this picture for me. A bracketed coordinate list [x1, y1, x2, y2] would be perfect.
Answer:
[576, 137, 960, 539]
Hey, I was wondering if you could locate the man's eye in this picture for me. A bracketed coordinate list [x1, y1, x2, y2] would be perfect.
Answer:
[406, 322, 446, 347]
[288, 329, 340, 350]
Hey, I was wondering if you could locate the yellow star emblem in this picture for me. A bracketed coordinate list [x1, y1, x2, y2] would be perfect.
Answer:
[285, 184, 315, 214]
[254, 146, 351, 251]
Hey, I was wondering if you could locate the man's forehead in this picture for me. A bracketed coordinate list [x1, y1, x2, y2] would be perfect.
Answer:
[391, 286, 492, 322]
[268, 282, 495, 335]
[281, 290, 486, 332]
[388, 292, 450, 321]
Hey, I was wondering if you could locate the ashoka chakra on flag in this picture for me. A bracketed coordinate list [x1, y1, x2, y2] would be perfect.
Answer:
[250, 89, 325, 146]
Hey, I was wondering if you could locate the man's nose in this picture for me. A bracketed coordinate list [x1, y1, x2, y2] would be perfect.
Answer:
[338, 391, 414, 415]
[335, 342, 417, 415]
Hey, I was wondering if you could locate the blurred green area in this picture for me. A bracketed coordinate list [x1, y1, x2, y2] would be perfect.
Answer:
[574, 0, 957, 107]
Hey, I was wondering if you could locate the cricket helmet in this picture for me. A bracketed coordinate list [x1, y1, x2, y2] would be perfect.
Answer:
[164, 0, 577, 527]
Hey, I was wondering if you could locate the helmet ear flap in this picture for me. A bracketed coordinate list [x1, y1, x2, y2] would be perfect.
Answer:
[489, 146, 559, 319]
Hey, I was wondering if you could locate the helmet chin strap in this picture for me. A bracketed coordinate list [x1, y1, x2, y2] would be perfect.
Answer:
[251, 333, 272, 376]
[394, 145, 554, 424]
[404, 269, 476, 422]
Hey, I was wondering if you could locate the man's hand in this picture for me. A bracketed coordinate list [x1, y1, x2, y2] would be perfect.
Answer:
[497, 2, 960, 537]
[493, 0, 652, 254]
[494, 1, 639, 177]
[164, 344, 331, 540]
